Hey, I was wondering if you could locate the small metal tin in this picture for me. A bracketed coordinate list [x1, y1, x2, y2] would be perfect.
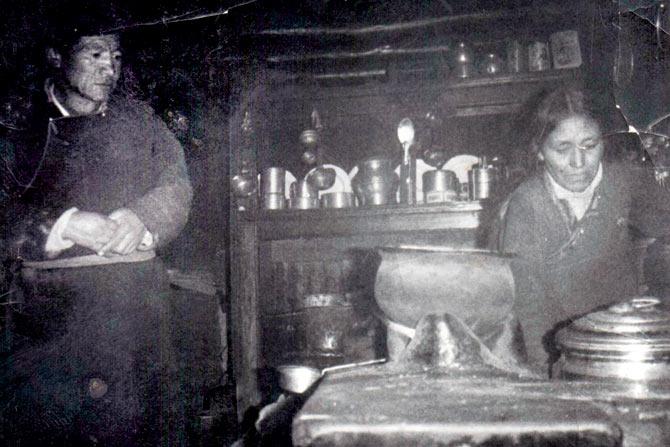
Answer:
[528, 41, 551, 71]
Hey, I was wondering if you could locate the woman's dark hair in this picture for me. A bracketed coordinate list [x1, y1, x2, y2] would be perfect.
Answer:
[525, 86, 601, 154]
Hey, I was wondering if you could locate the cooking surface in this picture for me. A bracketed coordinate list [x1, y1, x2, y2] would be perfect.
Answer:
[293, 365, 670, 446]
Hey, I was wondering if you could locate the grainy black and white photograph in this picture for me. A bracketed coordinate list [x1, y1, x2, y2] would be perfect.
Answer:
[1, 0, 670, 446]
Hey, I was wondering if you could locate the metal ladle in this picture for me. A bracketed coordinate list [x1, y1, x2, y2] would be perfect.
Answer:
[277, 358, 386, 394]
[397, 118, 416, 204]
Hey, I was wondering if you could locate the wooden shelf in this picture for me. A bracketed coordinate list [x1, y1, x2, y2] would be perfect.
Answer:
[265, 68, 581, 120]
[257, 201, 483, 240]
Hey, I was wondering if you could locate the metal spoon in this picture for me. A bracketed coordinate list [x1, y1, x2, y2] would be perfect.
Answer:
[398, 118, 416, 204]
[397, 118, 415, 148]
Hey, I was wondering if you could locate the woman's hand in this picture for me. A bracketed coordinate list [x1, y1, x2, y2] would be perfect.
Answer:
[62, 211, 119, 253]
[98, 208, 148, 256]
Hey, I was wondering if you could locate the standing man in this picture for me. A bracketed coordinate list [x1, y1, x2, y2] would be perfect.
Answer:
[1, 12, 192, 446]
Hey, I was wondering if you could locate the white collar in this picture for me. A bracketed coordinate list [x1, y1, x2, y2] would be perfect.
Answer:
[45, 80, 108, 117]
[547, 163, 603, 221]
[46, 83, 71, 117]
[548, 162, 603, 200]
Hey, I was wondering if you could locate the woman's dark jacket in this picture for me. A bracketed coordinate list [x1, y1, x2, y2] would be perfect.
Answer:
[495, 162, 670, 368]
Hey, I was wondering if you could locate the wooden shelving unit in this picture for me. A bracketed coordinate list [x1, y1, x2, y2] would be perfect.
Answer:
[227, 1, 599, 419]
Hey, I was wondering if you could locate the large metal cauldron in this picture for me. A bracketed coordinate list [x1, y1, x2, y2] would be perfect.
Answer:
[374, 246, 515, 329]
[556, 296, 670, 382]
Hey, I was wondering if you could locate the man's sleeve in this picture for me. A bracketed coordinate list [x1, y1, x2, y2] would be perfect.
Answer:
[127, 110, 193, 248]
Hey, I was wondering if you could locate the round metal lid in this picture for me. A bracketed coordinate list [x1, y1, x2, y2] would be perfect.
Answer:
[556, 297, 670, 354]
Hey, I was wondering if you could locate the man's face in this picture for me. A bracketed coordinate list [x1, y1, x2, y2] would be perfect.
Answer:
[540, 115, 604, 192]
[64, 34, 122, 105]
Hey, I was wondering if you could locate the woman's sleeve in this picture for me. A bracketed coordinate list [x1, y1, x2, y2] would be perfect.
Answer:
[627, 164, 670, 239]
[496, 193, 552, 369]
[498, 194, 543, 261]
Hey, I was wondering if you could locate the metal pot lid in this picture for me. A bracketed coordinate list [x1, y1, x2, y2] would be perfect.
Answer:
[556, 297, 670, 354]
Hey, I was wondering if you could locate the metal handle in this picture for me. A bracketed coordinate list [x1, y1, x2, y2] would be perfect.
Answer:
[321, 358, 386, 375]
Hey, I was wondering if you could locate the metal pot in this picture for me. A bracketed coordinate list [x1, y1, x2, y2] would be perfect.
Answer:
[294, 305, 354, 355]
[555, 296, 670, 382]
[351, 157, 399, 206]
[374, 246, 515, 329]
[277, 359, 386, 394]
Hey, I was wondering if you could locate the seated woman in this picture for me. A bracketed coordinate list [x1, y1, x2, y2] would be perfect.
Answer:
[493, 87, 670, 372]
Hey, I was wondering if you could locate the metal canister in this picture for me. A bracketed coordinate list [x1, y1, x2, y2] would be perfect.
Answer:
[528, 41, 551, 71]
[468, 165, 498, 200]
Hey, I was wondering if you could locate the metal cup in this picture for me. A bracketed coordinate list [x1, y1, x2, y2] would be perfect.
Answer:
[263, 192, 286, 210]
[321, 192, 355, 209]
[423, 170, 459, 203]
[261, 167, 286, 195]
[506, 40, 527, 73]
[528, 41, 551, 72]
[289, 196, 319, 209]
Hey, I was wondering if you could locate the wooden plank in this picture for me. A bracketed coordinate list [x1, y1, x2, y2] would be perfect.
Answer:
[257, 204, 481, 240]
[230, 214, 262, 420]
[229, 98, 263, 420]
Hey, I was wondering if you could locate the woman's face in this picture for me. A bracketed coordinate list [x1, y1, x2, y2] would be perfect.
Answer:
[540, 115, 604, 192]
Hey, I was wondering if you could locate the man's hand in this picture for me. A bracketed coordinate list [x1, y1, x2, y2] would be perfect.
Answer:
[62, 211, 119, 253]
[99, 208, 147, 256]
